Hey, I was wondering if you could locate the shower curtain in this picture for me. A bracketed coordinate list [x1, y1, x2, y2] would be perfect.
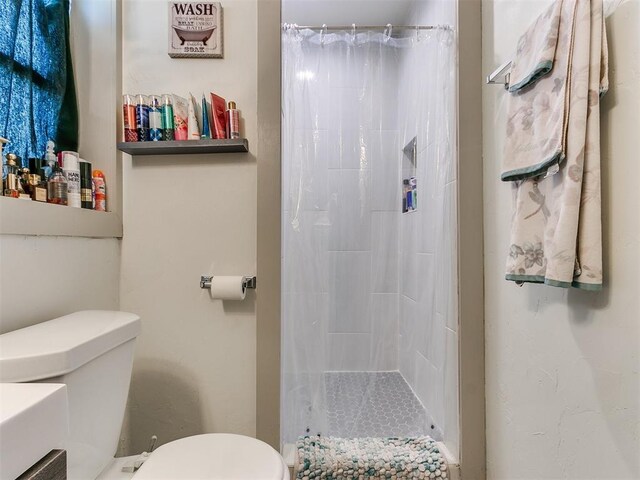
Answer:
[281, 26, 456, 445]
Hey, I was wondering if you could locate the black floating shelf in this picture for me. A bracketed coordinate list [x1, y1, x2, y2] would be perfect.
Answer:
[117, 138, 249, 156]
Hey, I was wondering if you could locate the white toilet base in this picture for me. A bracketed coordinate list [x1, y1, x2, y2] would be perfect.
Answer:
[95, 456, 136, 480]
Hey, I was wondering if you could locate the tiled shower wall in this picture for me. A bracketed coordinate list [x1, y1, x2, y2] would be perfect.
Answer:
[397, 0, 459, 455]
[283, 41, 401, 373]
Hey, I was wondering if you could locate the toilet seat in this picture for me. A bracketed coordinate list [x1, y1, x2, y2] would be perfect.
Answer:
[132, 434, 288, 480]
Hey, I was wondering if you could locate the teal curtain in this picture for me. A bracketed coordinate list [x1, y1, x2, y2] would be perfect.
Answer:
[0, 0, 78, 164]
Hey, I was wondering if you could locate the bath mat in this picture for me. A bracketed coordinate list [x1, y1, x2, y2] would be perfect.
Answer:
[295, 435, 448, 479]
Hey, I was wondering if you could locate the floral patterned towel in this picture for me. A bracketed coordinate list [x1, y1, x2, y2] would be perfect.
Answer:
[504, 0, 608, 290]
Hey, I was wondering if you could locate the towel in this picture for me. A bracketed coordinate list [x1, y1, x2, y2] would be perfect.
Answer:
[295, 436, 447, 479]
[503, 0, 608, 290]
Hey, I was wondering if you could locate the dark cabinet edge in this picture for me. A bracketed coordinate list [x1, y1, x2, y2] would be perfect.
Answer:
[117, 138, 249, 155]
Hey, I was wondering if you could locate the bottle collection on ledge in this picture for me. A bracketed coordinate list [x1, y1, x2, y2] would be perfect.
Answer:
[122, 92, 240, 142]
[1, 137, 107, 211]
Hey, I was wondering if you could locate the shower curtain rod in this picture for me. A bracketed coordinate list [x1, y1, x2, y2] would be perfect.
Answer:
[284, 24, 453, 32]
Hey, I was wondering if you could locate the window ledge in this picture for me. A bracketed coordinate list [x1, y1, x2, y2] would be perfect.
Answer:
[0, 197, 122, 238]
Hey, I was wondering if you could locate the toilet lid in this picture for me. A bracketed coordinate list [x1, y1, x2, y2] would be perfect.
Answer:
[133, 434, 286, 480]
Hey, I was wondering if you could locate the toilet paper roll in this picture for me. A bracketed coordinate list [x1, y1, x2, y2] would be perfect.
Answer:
[210, 276, 246, 300]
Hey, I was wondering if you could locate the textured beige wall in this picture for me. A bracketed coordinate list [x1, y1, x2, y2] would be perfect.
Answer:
[119, 0, 258, 455]
[482, 1, 640, 478]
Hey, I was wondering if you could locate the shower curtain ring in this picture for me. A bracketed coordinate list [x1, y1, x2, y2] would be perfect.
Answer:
[384, 23, 393, 42]
[320, 24, 327, 46]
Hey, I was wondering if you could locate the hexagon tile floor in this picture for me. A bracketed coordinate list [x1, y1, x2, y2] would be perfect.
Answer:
[325, 371, 428, 438]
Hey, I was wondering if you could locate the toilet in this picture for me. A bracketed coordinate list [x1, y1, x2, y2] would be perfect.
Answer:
[0, 311, 289, 480]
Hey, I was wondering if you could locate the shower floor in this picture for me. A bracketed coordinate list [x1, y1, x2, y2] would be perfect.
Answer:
[325, 371, 428, 438]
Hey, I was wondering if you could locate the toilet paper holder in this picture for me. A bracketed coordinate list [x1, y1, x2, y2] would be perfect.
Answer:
[200, 275, 257, 290]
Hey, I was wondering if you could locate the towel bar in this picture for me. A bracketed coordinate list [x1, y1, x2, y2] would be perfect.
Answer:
[486, 60, 512, 89]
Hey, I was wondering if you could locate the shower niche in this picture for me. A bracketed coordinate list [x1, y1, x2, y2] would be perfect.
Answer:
[402, 136, 418, 213]
[280, 21, 458, 459]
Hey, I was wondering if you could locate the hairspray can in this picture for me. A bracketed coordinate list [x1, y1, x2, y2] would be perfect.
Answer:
[62, 151, 81, 208]
[226, 101, 240, 139]
[122, 94, 138, 142]
[149, 95, 163, 141]
[161, 94, 175, 141]
[136, 94, 150, 141]
[92, 170, 107, 212]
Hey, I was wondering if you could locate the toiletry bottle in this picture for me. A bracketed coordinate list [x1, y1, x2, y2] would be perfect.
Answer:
[29, 169, 47, 202]
[43, 140, 57, 180]
[0, 137, 8, 196]
[201, 94, 211, 139]
[92, 170, 107, 212]
[62, 151, 81, 208]
[47, 163, 68, 205]
[226, 101, 240, 139]
[149, 95, 163, 141]
[19, 167, 31, 198]
[3, 153, 20, 198]
[161, 94, 175, 141]
[80, 160, 93, 209]
[123, 94, 139, 142]
[136, 94, 150, 141]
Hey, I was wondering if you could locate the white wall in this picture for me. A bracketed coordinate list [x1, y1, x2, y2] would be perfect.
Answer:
[483, 0, 640, 478]
[119, 0, 258, 455]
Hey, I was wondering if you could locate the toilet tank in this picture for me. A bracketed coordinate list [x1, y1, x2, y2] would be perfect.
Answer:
[0, 311, 141, 480]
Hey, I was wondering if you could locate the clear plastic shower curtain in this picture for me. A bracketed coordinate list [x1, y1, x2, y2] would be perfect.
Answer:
[281, 26, 457, 447]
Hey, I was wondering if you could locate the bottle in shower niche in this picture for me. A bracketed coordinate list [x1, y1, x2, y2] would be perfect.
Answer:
[161, 94, 175, 141]
[43, 140, 57, 180]
[62, 151, 81, 208]
[122, 94, 139, 142]
[149, 95, 163, 141]
[136, 94, 150, 141]
[92, 170, 107, 211]
[226, 101, 240, 139]
[47, 163, 68, 205]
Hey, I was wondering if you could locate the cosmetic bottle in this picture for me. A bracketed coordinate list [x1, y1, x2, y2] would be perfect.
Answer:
[3, 153, 20, 198]
[62, 151, 81, 208]
[79, 160, 93, 209]
[47, 163, 68, 205]
[19, 168, 31, 198]
[43, 140, 57, 180]
[136, 94, 150, 141]
[24, 159, 45, 202]
[226, 101, 240, 139]
[161, 94, 175, 141]
[123, 94, 139, 142]
[0, 137, 8, 196]
[92, 170, 107, 212]
[149, 95, 163, 141]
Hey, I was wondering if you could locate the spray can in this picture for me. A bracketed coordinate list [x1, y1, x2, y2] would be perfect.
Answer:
[62, 151, 81, 208]
[92, 170, 107, 212]
[226, 101, 240, 139]
[149, 95, 163, 141]
[122, 94, 139, 142]
[161, 94, 175, 141]
[136, 94, 150, 141]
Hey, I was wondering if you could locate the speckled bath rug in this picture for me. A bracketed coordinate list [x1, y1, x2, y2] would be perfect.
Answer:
[295, 435, 448, 479]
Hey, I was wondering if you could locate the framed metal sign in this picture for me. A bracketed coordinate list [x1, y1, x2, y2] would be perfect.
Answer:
[168, 2, 223, 58]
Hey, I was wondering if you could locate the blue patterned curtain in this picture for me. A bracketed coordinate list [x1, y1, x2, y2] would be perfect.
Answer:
[0, 0, 78, 163]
